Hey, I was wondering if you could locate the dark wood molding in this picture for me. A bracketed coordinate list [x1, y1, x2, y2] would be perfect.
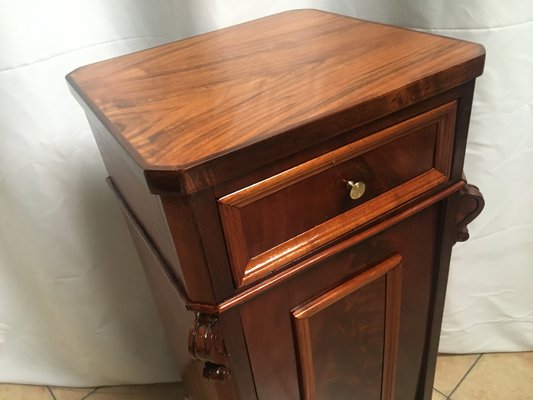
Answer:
[455, 183, 485, 242]
[434, 103, 457, 176]
[292, 254, 402, 320]
[218, 103, 457, 287]
[217, 180, 465, 314]
[240, 169, 446, 286]
[110, 173, 466, 317]
[106, 177, 220, 314]
[220, 102, 456, 209]
[382, 263, 402, 400]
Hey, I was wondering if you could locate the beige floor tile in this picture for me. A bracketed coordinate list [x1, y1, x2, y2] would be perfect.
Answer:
[0, 384, 54, 400]
[452, 352, 533, 400]
[86, 383, 185, 399]
[434, 353, 480, 396]
[432, 389, 448, 399]
[50, 386, 96, 400]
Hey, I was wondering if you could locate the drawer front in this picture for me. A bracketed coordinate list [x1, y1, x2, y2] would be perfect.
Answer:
[219, 102, 456, 287]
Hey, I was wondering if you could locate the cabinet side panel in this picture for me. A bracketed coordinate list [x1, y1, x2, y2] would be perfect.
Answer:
[123, 217, 193, 373]
[418, 192, 460, 399]
[86, 112, 179, 273]
[125, 217, 235, 400]
[86, 110, 216, 303]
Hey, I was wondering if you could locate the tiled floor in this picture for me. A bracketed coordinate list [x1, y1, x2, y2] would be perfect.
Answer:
[0, 383, 184, 400]
[433, 352, 533, 399]
[1, 352, 532, 399]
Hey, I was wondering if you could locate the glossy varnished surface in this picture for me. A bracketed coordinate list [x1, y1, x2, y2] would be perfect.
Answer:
[67, 9, 484, 194]
[218, 102, 456, 286]
[226, 169, 447, 287]
[292, 254, 402, 400]
[69, 9, 486, 399]
[239, 205, 442, 399]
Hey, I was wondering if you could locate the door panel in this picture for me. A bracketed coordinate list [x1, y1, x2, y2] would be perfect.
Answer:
[292, 255, 402, 400]
[239, 204, 441, 400]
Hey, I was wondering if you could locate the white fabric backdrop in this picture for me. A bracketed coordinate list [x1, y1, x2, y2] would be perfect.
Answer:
[0, 0, 531, 386]
[0, 0, 182, 386]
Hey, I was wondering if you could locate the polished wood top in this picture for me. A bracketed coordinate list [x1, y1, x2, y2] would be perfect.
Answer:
[67, 9, 484, 194]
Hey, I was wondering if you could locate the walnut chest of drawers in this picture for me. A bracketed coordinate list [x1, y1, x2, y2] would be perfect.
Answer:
[67, 10, 485, 400]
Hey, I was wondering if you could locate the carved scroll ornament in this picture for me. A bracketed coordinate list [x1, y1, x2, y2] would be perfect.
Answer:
[188, 313, 230, 382]
[455, 183, 485, 243]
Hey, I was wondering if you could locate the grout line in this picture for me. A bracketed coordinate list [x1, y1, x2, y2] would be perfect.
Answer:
[433, 387, 449, 399]
[448, 353, 483, 398]
[46, 386, 57, 400]
[80, 387, 100, 400]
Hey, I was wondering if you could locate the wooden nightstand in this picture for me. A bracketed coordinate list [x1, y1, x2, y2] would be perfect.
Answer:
[67, 10, 485, 400]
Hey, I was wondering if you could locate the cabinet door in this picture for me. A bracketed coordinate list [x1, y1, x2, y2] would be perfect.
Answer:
[292, 255, 402, 400]
[238, 203, 444, 400]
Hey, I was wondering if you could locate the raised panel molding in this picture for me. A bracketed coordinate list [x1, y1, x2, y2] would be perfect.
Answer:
[291, 254, 402, 400]
[69, 9, 485, 399]
[218, 102, 455, 288]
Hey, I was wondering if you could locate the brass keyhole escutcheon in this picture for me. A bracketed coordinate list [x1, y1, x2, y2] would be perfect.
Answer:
[345, 180, 366, 200]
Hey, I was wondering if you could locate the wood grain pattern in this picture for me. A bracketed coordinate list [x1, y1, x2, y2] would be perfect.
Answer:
[292, 255, 402, 400]
[67, 10, 484, 194]
[240, 169, 447, 286]
[220, 102, 456, 208]
[106, 177, 219, 313]
[238, 203, 442, 399]
[292, 254, 402, 320]
[68, 9, 485, 398]
[434, 103, 457, 176]
[86, 110, 188, 291]
[382, 261, 402, 400]
[417, 192, 459, 400]
[217, 180, 465, 314]
[219, 102, 456, 286]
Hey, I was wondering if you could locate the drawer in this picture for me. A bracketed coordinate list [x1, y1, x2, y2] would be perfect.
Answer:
[219, 101, 456, 287]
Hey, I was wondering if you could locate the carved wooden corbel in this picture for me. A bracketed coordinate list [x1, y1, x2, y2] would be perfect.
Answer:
[455, 183, 485, 243]
[188, 313, 230, 382]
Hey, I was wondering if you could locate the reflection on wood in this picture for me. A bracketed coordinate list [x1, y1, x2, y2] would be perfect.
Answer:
[219, 103, 456, 287]
[292, 254, 402, 400]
